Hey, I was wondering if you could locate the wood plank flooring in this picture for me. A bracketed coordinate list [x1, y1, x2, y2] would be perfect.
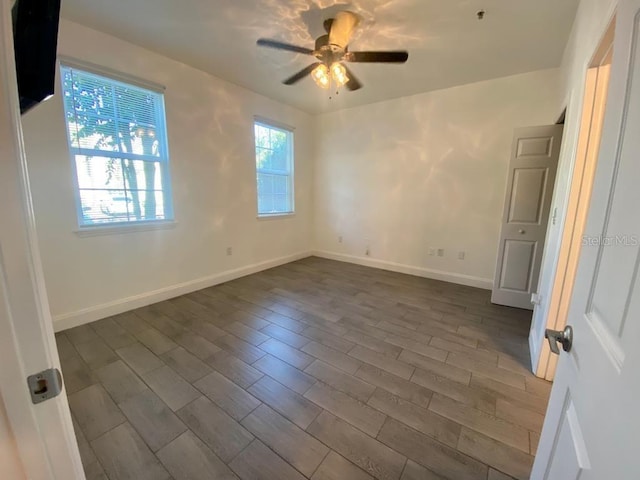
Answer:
[57, 257, 551, 480]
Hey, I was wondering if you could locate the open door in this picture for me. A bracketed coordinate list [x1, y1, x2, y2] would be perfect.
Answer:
[0, 0, 84, 477]
[491, 125, 563, 309]
[532, 2, 640, 478]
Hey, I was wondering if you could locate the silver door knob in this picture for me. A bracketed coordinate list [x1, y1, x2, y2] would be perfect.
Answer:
[518, 229, 526, 234]
[545, 325, 573, 354]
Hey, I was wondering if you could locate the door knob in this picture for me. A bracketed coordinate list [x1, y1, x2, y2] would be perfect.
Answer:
[518, 229, 526, 234]
[545, 325, 573, 354]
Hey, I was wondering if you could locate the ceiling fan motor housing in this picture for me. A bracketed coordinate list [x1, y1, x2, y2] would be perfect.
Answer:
[315, 34, 329, 51]
[314, 34, 344, 64]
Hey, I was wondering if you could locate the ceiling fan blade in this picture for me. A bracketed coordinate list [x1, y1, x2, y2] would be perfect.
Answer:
[342, 65, 362, 91]
[257, 38, 314, 55]
[346, 51, 409, 63]
[329, 11, 359, 49]
[283, 63, 321, 85]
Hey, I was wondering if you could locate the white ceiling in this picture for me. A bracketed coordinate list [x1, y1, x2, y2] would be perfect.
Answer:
[60, 0, 580, 114]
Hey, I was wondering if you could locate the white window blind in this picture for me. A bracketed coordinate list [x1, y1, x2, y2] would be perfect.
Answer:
[60, 64, 173, 227]
[254, 120, 294, 216]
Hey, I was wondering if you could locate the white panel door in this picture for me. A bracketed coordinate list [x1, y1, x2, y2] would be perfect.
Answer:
[532, 2, 640, 478]
[492, 125, 563, 309]
[0, 0, 84, 477]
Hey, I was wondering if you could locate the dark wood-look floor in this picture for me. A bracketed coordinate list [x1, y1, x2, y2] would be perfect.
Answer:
[57, 257, 551, 480]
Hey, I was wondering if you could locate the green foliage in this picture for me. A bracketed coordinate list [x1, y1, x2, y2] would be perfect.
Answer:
[254, 124, 292, 214]
[62, 68, 160, 221]
[255, 124, 289, 172]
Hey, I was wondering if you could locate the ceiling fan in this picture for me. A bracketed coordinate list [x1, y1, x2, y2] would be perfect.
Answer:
[256, 11, 408, 91]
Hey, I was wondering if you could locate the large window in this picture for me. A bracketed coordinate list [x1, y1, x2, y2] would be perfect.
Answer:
[254, 120, 294, 216]
[60, 63, 173, 227]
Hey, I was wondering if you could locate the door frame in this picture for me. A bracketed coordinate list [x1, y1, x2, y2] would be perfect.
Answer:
[530, 13, 617, 380]
[531, 0, 640, 473]
[0, 0, 84, 477]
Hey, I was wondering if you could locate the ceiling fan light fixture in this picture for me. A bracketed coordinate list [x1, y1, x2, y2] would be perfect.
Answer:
[330, 62, 349, 87]
[311, 64, 331, 89]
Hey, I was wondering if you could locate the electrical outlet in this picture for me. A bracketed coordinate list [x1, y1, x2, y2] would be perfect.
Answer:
[338, 236, 343, 243]
[437, 248, 445, 257]
[365, 246, 371, 256]
[226, 247, 233, 256]
[428, 248, 435, 256]
[458, 251, 465, 260]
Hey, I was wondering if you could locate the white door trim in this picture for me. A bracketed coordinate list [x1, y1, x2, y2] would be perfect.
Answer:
[534, 23, 614, 381]
[528, 1, 619, 379]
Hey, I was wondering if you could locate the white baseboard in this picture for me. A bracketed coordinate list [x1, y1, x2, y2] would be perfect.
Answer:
[53, 249, 493, 332]
[312, 250, 493, 290]
[53, 251, 312, 332]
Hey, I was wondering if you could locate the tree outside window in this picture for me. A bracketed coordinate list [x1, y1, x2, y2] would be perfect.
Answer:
[254, 121, 294, 216]
[60, 65, 173, 226]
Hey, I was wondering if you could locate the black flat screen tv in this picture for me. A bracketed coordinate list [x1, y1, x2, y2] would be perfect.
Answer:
[12, 0, 61, 114]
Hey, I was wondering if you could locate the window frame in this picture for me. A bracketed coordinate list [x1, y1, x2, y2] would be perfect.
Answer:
[59, 58, 175, 231]
[253, 117, 295, 218]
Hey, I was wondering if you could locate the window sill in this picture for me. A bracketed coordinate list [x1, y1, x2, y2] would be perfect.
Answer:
[74, 220, 177, 237]
[257, 212, 296, 220]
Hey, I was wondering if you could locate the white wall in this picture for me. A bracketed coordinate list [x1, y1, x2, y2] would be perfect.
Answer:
[21, 20, 314, 330]
[529, 0, 617, 368]
[313, 69, 562, 288]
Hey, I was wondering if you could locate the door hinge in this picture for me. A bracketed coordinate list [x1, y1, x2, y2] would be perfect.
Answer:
[531, 292, 542, 305]
[27, 368, 63, 404]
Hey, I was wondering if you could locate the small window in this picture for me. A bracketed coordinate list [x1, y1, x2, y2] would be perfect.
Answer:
[254, 120, 294, 216]
[60, 64, 173, 227]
